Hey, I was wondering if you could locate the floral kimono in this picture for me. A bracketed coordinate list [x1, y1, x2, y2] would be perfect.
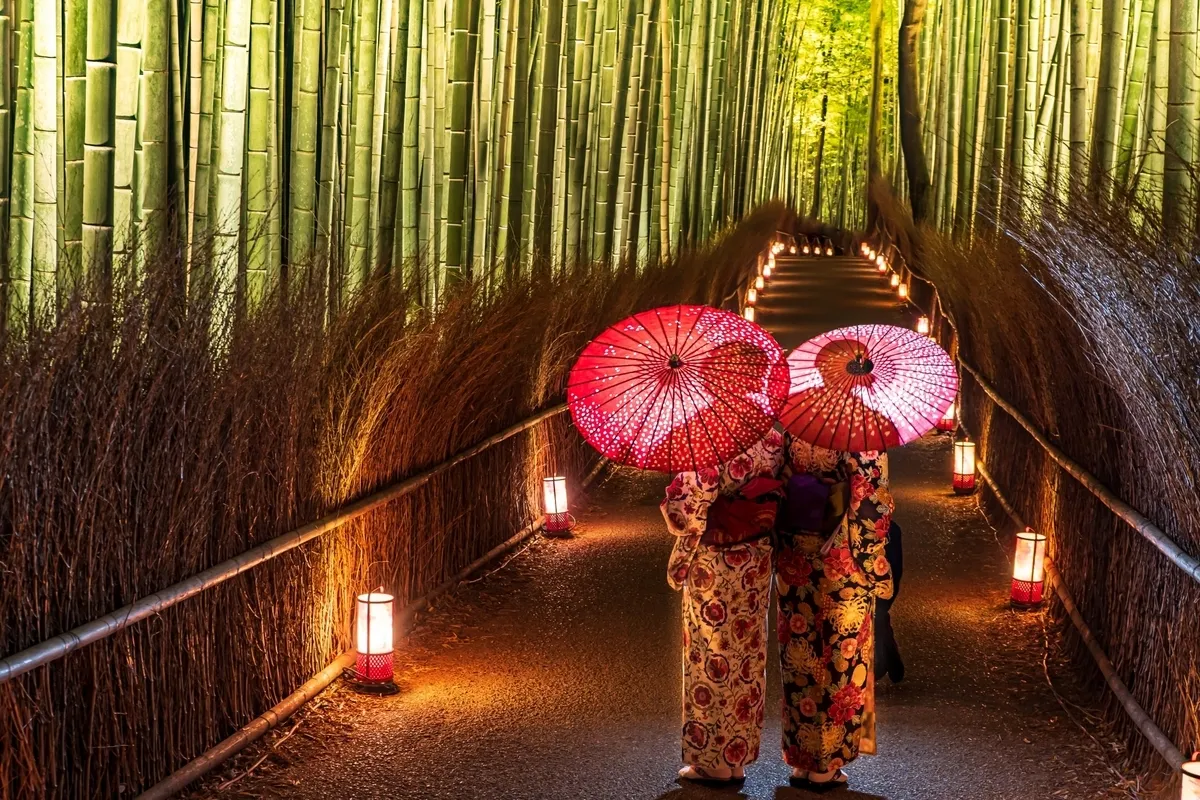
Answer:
[661, 429, 783, 772]
[775, 437, 893, 774]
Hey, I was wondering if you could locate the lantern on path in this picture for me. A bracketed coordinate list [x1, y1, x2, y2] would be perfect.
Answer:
[747, 287, 757, 305]
[755, 275, 765, 291]
[916, 316, 930, 335]
[898, 283, 909, 300]
[953, 440, 977, 494]
[1183, 756, 1200, 800]
[744, 306, 756, 322]
[890, 273, 901, 288]
[1010, 531, 1047, 607]
[867, 248, 876, 261]
[353, 591, 397, 693]
[543, 476, 572, 535]
[877, 254, 887, 270]
[937, 399, 957, 432]
[789, 244, 798, 254]
[763, 260, 773, 279]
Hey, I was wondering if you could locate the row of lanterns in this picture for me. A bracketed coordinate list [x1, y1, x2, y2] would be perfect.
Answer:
[349, 474, 575, 692]
[860, 236, 1050, 614]
[745, 240, 788, 323]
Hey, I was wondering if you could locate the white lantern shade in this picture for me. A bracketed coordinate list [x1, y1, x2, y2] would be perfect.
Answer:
[789, 245, 797, 254]
[898, 283, 909, 299]
[543, 476, 568, 514]
[755, 275, 765, 290]
[743, 306, 755, 322]
[355, 592, 395, 682]
[890, 273, 901, 287]
[825, 247, 834, 256]
[876, 254, 886, 268]
[1182, 760, 1200, 800]
[917, 316, 930, 335]
[747, 287, 757, 304]
[1011, 531, 1047, 605]
[763, 264, 773, 278]
[953, 440, 976, 494]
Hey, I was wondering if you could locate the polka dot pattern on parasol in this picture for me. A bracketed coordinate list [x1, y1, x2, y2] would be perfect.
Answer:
[567, 305, 790, 474]
[780, 324, 959, 453]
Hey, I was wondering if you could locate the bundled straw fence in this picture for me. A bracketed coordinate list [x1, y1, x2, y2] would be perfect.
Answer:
[0, 202, 794, 798]
[872, 184, 1200, 779]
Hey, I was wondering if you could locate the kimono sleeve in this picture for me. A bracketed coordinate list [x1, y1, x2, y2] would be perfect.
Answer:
[846, 451, 895, 599]
[661, 468, 720, 590]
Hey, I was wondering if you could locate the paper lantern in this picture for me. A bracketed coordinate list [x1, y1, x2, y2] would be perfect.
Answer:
[543, 476, 571, 533]
[953, 441, 977, 494]
[876, 258, 888, 273]
[1011, 531, 1047, 606]
[876, 254, 887, 269]
[802, 243, 811, 254]
[743, 306, 756, 322]
[755, 275, 765, 290]
[898, 283, 909, 299]
[917, 316, 930, 335]
[890, 273, 901, 288]
[1182, 758, 1200, 800]
[825, 247, 834, 256]
[354, 592, 396, 690]
[789, 245, 797, 254]
[763, 263, 773, 279]
[747, 287, 757, 304]
[937, 399, 957, 432]
[867, 248, 876, 260]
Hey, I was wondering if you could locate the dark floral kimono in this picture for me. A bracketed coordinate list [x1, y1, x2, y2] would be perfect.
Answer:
[775, 437, 894, 774]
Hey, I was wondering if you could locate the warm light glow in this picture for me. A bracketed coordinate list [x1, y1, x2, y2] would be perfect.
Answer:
[937, 399, 957, 432]
[898, 283, 909, 299]
[768, 253, 776, 269]
[1182, 760, 1200, 800]
[763, 264, 773, 279]
[876, 254, 886, 268]
[860, 242, 869, 255]
[1011, 531, 1047, 606]
[355, 592, 395, 682]
[868, 248, 877, 260]
[802, 244, 811, 254]
[917, 316, 930, 335]
[755, 275, 765, 290]
[825, 247, 834, 256]
[890, 273, 901, 288]
[953, 441, 977, 494]
[543, 476, 571, 532]
[743, 306, 755, 322]
[789, 245, 797, 254]
[747, 288, 757, 304]
[876, 259, 888, 273]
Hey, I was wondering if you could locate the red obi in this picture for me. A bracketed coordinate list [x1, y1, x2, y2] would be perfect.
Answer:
[701, 477, 784, 547]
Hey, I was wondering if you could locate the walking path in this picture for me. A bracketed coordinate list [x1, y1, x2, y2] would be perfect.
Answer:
[196, 256, 1135, 800]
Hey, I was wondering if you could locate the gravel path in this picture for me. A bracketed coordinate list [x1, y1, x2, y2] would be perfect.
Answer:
[195, 256, 1137, 800]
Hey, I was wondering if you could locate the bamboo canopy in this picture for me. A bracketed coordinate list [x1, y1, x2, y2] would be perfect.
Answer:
[0, 0, 893, 335]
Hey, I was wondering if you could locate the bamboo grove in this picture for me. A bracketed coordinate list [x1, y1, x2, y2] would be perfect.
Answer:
[0, 0, 864, 334]
[895, 0, 1200, 239]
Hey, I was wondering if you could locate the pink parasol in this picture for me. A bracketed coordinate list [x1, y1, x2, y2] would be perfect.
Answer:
[780, 324, 957, 452]
[567, 305, 790, 473]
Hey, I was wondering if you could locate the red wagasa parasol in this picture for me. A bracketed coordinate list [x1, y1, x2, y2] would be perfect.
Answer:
[780, 324, 958, 452]
[567, 305, 790, 473]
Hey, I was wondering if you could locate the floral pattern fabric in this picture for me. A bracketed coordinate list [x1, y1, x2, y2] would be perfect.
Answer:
[662, 429, 783, 771]
[679, 539, 773, 770]
[775, 438, 893, 773]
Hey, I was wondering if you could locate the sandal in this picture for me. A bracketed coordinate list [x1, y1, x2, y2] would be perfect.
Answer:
[678, 765, 746, 787]
[788, 769, 848, 792]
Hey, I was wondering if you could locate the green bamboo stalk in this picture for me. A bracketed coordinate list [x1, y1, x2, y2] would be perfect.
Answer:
[7, 0, 34, 330]
[344, 0, 380, 291]
[287, 0, 322, 272]
[1116, 0, 1154, 187]
[31, 0, 57, 316]
[243, 0, 274, 305]
[214, 0, 249, 308]
[140, 0, 169, 245]
[62, 0, 85, 290]
[1090, 0, 1126, 194]
[0, 1, 11, 328]
[1162, 0, 1195, 234]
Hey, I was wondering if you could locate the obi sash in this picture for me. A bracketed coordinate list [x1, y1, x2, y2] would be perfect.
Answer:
[781, 473, 849, 537]
[700, 476, 784, 547]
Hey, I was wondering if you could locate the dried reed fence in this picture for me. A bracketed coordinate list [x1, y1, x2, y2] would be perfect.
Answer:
[871, 183, 1200, 775]
[0, 202, 794, 798]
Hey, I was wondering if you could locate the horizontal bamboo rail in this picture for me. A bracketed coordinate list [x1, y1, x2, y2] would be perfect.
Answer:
[960, 361, 1200, 586]
[973, 458, 1186, 770]
[0, 404, 570, 686]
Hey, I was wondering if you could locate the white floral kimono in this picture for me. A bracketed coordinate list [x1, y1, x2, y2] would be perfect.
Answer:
[661, 428, 784, 771]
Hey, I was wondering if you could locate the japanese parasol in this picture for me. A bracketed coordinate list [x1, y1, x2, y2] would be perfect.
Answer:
[567, 305, 790, 473]
[780, 324, 957, 452]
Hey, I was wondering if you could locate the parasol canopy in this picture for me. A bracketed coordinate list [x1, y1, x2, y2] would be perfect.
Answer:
[780, 324, 957, 452]
[567, 305, 790, 473]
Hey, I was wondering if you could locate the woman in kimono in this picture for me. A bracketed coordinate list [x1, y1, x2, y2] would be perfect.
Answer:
[775, 436, 894, 789]
[661, 428, 784, 784]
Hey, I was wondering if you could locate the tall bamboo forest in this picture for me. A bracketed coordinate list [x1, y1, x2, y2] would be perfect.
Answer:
[0, 0, 899, 334]
[895, 0, 1200, 239]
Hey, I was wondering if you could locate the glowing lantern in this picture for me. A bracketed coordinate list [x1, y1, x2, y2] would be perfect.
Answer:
[743, 306, 756, 322]
[867, 248, 877, 261]
[1182, 757, 1200, 800]
[876, 258, 888, 273]
[763, 263, 773, 279]
[755, 275, 765, 291]
[917, 316, 930, 335]
[889, 273, 901, 288]
[937, 399, 957, 432]
[768, 253, 776, 269]
[825, 247, 834, 256]
[876, 254, 887, 269]
[354, 591, 396, 691]
[898, 283, 909, 299]
[1010, 531, 1047, 606]
[953, 440, 977, 494]
[747, 287, 757, 304]
[543, 476, 571, 534]
[789, 245, 797, 254]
